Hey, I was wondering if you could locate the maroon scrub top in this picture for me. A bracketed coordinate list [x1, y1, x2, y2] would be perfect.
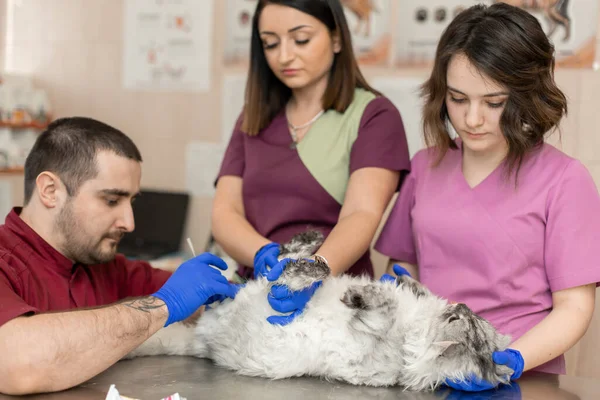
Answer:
[217, 96, 411, 279]
[0, 208, 171, 327]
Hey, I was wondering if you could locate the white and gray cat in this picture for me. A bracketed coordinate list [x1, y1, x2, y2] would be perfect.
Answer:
[127, 231, 514, 391]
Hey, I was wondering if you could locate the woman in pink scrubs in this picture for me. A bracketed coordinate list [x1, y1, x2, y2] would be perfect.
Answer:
[212, 0, 410, 325]
[375, 2, 600, 391]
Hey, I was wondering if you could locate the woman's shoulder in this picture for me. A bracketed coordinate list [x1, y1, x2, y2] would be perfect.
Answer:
[410, 144, 461, 174]
[361, 93, 398, 117]
[522, 143, 597, 198]
[527, 142, 584, 178]
[356, 93, 405, 133]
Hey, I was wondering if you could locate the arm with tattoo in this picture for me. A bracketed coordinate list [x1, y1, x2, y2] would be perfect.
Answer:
[0, 252, 238, 395]
[0, 296, 168, 395]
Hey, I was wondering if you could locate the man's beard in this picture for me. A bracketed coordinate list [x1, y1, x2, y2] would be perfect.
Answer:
[55, 200, 123, 265]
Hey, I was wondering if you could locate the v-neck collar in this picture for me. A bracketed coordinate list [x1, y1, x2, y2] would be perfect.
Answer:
[455, 138, 506, 191]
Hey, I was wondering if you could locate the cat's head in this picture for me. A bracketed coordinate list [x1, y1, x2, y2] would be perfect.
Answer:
[426, 302, 513, 387]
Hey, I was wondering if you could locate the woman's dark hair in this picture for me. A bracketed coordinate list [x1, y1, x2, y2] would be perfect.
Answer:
[421, 3, 567, 179]
[242, 0, 380, 135]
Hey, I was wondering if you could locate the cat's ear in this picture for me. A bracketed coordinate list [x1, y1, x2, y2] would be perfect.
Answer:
[433, 341, 460, 357]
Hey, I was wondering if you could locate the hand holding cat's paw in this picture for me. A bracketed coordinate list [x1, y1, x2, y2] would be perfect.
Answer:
[445, 349, 524, 392]
[261, 248, 334, 325]
[379, 264, 411, 283]
[266, 257, 329, 291]
[266, 281, 322, 326]
[254, 242, 281, 279]
[265, 257, 293, 282]
[392, 264, 411, 277]
[444, 375, 498, 392]
[379, 274, 396, 283]
[443, 381, 521, 399]
[492, 349, 524, 380]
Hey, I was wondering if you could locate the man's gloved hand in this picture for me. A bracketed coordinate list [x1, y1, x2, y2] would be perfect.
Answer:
[445, 349, 525, 392]
[253, 242, 280, 279]
[152, 253, 238, 327]
[379, 264, 411, 283]
[264, 257, 322, 326]
[206, 283, 245, 306]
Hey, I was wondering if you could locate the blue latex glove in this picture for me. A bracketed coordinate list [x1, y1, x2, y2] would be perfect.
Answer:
[253, 242, 280, 279]
[445, 349, 524, 392]
[265, 258, 322, 326]
[442, 381, 521, 400]
[379, 264, 411, 283]
[152, 253, 238, 327]
[206, 283, 245, 305]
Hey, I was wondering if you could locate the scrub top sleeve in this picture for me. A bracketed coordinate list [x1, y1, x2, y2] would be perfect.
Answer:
[349, 97, 411, 185]
[0, 267, 37, 327]
[373, 171, 418, 264]
[216, 112, 246, 182]
[545, 159, 600, 292]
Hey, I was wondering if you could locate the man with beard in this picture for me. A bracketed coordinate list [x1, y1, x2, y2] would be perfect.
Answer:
[0, 117, 238, 395]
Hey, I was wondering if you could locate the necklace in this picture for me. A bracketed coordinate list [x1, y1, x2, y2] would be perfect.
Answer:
[287, 109, 324, 149]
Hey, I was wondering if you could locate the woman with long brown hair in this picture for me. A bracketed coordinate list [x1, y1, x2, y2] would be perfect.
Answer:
[212, 0, 410, 325]
[376, 2, 600, 391]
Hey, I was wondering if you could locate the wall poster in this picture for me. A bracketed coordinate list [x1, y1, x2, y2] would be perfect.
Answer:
[223, 0, 393, 66]
[394, 1, 599, 69]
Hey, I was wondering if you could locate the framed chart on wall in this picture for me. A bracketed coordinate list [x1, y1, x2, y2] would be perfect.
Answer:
[122, 0, 214, 91]
[342, 0, 393, 65]
[223, 0, 256, 66]
[223, 0, 393, 66]
[393, 0, 599, 69]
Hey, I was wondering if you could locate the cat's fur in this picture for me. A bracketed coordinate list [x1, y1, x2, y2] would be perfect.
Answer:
[127, 231, 514, 391]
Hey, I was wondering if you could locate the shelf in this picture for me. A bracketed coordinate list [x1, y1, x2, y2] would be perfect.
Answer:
[0, 167, 24, 175]
[0, 121, 50, 130]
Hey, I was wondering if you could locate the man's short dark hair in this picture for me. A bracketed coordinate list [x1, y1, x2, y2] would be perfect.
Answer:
[23, 117, 143, 205]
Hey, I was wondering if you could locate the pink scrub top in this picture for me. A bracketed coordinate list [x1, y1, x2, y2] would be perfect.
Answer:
[375, 139, 600, 374]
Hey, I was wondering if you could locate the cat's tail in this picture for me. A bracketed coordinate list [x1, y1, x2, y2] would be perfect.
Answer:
[123, 322, 199, 360]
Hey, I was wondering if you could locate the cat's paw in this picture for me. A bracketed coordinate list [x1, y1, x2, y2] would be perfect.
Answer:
[341, 283, 397, 336]
[474, 354, 513, 386]
[493, 364, 514, 385]
[396, 275, 429, 299]
[279, 230, 324, 260]
[276, 258, 330, 292]
[342, 284, 395, 310]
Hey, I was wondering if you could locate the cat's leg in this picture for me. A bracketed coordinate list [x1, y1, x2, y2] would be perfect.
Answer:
[278, 230, 324, 260]
[274, 258, 330, 292]
[341, 283, 398, 337]
[273, 229, 329, 291]
[122, 322, 200, 360]
[395, 274, 431, 299]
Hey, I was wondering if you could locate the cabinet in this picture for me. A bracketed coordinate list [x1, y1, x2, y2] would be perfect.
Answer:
[0, 74, 51, 173]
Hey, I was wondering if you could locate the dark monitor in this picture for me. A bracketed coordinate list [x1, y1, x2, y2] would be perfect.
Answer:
[118, 189, 190, 260]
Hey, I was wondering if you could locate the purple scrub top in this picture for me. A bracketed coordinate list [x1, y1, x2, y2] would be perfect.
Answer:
[217, 96, 410, 279]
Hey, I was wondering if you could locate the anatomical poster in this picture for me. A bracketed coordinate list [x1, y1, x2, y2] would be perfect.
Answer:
[394, 1, 599, 69]
[122, 0, 214, 91]
[223, 0, 393, 66]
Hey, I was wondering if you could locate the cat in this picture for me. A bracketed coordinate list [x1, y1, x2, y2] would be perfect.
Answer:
[126, 230, 514, 391]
